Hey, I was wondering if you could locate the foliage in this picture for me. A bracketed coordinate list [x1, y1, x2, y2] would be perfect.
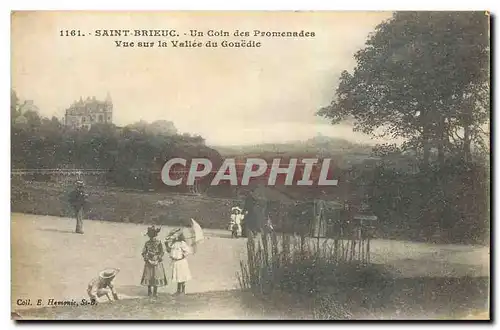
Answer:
[237, 231, 394, 319]
[317, 12, 490, 245]
[10, 91, 221, 190]
[318, 12, 489, 165]
[355, 154, 489, 244]
[238, 230, 380, 295]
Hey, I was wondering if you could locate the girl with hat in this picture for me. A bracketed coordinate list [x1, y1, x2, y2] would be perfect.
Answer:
[141, 226, 168, 297]
[165, 233, 192, 295]
[87, 268, 120, 303]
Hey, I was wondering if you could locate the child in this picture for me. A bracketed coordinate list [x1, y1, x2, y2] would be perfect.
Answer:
[166, 233, 192, 295]
[87, 268, 120, 303]
[230, 207, 244, 238]
[141, 226, 168, 297]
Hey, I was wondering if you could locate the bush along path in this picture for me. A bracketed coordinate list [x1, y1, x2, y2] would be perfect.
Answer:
[238, 231, 489, 320]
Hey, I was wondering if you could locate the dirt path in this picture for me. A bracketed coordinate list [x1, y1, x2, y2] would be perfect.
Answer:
[11, 213, 489, 315]
[12, 213, 247, 312]
[14, 290, 314, 320]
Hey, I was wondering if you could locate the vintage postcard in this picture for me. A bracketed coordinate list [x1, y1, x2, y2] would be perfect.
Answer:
[10, 11, 490, 320]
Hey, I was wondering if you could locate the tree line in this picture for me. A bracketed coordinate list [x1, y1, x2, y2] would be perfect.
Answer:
[11, 91, 222, 190]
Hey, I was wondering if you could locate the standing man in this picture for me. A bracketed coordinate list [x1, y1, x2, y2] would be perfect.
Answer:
[68, 180, 87, 234]
[242, 189, 255, 238]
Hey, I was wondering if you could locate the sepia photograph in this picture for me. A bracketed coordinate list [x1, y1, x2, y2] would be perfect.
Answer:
[10, 11, 490, 320]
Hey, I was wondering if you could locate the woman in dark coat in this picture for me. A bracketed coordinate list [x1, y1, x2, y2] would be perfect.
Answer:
[243, 188, 268, 237]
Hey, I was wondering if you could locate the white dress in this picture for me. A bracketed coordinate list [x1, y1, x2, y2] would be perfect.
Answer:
[230, 214, 244, 235]
[170, 241, 192, 283]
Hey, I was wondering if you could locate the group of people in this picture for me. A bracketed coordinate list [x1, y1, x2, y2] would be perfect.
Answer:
[86, 226, 193, 303]
[71, 180, 276, 303]
[140, 225, 193, 296]
[69, 180, 194, 303]
[69, 179, 274, 239]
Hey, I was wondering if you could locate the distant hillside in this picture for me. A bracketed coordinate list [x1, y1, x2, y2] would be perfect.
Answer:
[211, 136, 374, 168]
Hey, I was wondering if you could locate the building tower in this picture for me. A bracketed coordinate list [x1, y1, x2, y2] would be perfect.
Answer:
[104, 92, 113, 123]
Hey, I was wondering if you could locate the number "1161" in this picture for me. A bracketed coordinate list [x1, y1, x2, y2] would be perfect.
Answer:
[60, 30, 84, 37]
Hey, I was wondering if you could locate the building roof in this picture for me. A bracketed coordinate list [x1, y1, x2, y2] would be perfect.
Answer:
[65, 96, 112, 115]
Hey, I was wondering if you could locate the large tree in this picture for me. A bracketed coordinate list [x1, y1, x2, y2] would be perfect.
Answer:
[318, 12, 489, 168]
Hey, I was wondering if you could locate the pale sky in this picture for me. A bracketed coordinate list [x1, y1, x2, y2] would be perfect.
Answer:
[11, 11, 394, 146]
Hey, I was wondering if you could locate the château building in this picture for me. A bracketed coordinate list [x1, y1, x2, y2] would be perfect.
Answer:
[64, 93, 113, 129]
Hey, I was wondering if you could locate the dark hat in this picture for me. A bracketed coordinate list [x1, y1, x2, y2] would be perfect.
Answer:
[175, 232, 186, 242]
[146, 226, 161, 237]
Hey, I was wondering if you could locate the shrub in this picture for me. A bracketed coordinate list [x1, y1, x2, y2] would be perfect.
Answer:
[238, 230, 388, 295]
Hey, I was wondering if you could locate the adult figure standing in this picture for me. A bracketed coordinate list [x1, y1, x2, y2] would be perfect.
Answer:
[243, 185, 268, 237]
[68, 180, 87, 234]
[242, 189, 255, 238]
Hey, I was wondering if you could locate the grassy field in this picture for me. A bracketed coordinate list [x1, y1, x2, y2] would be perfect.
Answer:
[11, 181, 237, 229]
[11, 213, 489, 320]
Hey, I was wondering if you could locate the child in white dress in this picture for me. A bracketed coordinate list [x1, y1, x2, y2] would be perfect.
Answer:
[230, 207, 244, 237]
[166, 233, 192, 294]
